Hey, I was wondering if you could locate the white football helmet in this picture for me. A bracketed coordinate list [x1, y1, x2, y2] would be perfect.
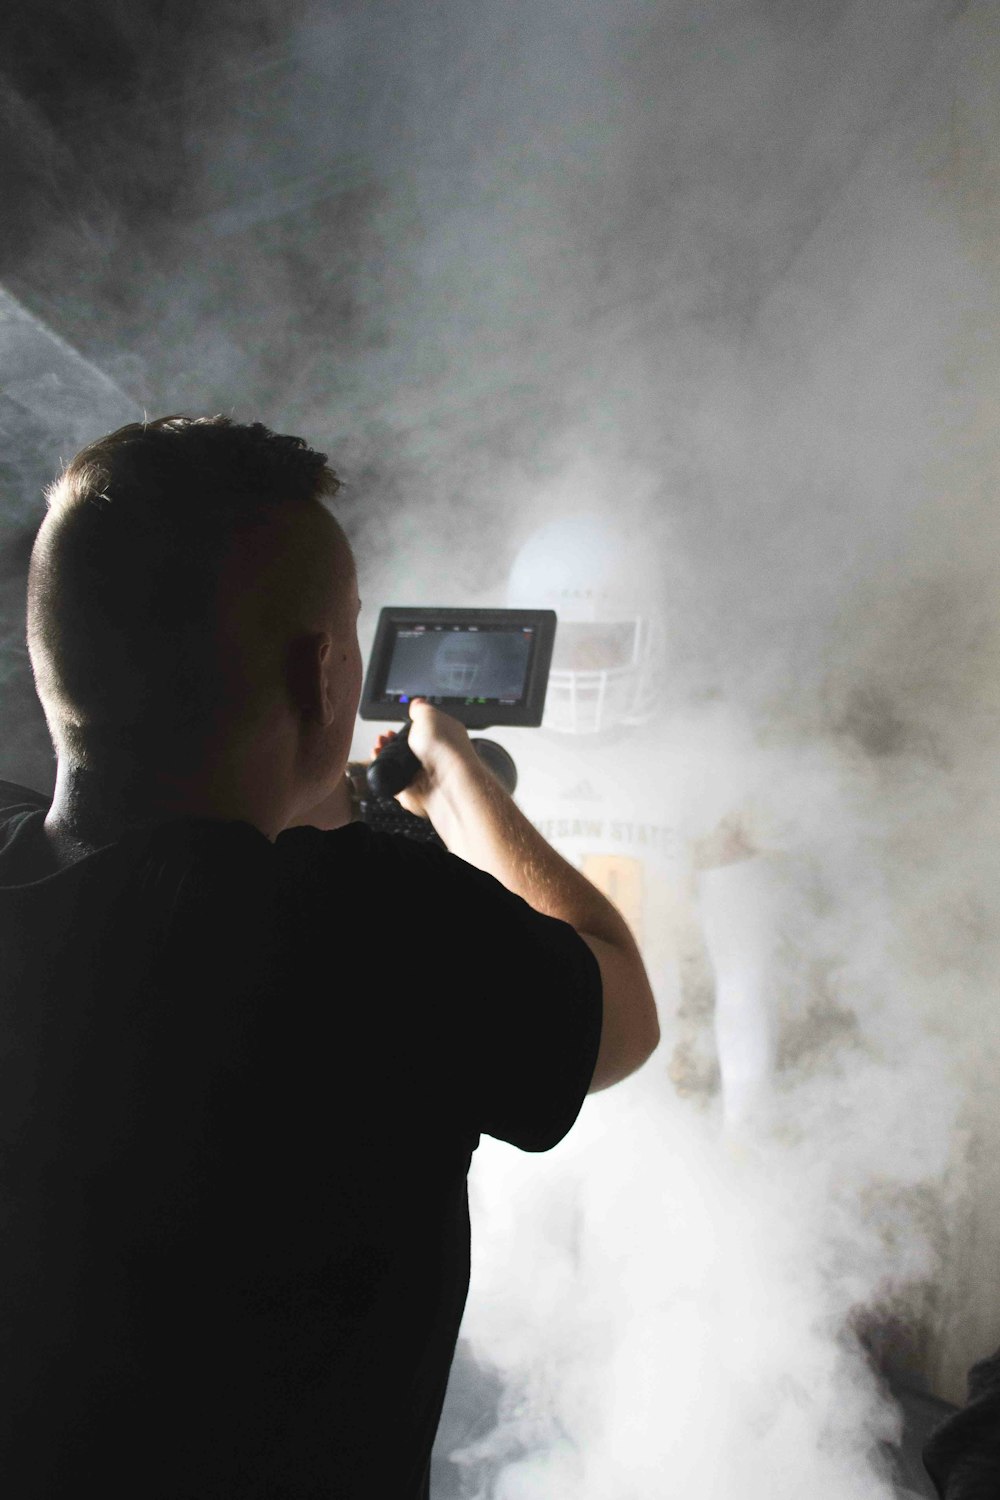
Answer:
[506, 512, 667, 735]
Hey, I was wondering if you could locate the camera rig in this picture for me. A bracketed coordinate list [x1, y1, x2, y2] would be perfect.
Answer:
[355, 605, 557, 842]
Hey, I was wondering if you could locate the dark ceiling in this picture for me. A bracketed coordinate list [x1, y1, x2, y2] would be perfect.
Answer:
[0, 0, 977, 789]
[0, 0, 967, 425]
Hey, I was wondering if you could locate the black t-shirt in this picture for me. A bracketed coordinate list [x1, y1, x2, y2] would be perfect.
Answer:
[0, 780, 602, 1499]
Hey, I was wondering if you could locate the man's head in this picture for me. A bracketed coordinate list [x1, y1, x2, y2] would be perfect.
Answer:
[27, 415, 361, 801]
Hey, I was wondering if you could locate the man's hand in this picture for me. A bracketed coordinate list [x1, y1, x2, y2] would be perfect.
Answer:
[370, 700, 480, 819]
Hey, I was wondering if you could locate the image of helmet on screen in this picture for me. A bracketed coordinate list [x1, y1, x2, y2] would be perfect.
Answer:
[432, 633, 482, 694]
[506, 512, 667, 735]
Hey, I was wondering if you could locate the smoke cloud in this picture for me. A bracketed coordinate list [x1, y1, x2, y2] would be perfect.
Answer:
[1, 0, 998, 1494]
[326, 3, 999, 1492]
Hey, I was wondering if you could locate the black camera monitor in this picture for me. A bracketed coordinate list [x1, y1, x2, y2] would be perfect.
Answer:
[360, 607, 557, 729]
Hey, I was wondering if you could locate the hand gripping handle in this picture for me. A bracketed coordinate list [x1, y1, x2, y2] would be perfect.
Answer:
[366, 724, 423, 799]
[366, 724, 519, 801]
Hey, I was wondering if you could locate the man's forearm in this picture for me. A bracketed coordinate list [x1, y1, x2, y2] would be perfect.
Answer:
[422, 751, 635, 952]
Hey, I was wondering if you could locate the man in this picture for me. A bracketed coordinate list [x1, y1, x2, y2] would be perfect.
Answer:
[0, 415, 657, 1497]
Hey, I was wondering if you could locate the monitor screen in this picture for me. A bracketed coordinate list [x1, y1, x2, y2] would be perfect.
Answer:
[360, 607, 557, 728]
[383, 624, 534, 707]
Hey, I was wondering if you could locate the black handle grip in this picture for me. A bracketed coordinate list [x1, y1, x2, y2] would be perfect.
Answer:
[366, 724, 423, 799]
[469, 738, 518, 796]
[366, 724, 520, 802]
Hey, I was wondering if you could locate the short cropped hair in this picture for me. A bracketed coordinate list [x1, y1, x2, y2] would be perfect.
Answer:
[27, 415, 342, 765]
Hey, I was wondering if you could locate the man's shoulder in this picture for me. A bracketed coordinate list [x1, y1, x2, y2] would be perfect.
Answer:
[274, 821, 562, 939]
[276, 819, 452, 872]
[275, 822, 467, 876]
[272, 819, 477, 910]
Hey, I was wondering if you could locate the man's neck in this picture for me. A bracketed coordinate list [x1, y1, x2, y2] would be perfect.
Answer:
[45, 751, 289, 853]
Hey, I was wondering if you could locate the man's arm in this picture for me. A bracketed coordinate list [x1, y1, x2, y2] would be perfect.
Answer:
[389, 701, 659, 1093]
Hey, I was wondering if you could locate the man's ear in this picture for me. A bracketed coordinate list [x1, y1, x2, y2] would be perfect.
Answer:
[288, 632, 335, 726]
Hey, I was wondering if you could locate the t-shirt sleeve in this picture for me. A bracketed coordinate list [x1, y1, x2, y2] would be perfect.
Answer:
[439, 857, 604, 1153]
[318, 825, 603, 1154]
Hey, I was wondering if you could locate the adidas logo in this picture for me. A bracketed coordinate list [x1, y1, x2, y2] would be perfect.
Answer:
[562, 779, 601, 801]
